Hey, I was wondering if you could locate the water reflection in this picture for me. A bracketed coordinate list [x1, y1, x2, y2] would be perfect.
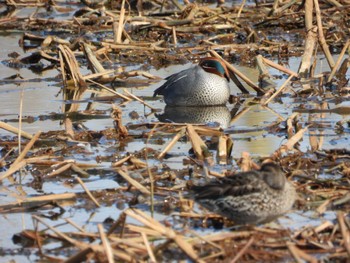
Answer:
[156, 106, 233, 128]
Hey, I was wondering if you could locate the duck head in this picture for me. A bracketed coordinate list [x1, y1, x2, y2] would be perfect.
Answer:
[260, 162, 287, 190]
[199, 57, 230, 82]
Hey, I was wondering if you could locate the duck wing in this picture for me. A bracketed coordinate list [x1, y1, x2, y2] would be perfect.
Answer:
[153, 67, 193, 96]
[193, 171, 264, 200]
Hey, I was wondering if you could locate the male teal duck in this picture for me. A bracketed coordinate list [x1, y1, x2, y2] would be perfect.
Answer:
[190, 163, 296, 225]
[153, 57, 230, 106]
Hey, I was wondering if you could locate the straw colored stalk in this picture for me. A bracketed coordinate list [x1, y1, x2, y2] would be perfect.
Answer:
[0, 121, 33, 139]
[298, 26, 318, 77]
[34, 216, 133, 261]
[124, 208, 202, 262]
[313, 0, 335, 70]
[186, 125, 208, 160]
[0, 193, 76, 211]
[58, 44, 88, 112]
[209, 50, 264, 94]
[76, 176, 100, 208]
[82, 43, 107, 76]
[327, 40, 350, 83]
[158, 128, 186, 159]
[193, 126, 222, 137]
[123, 88, 158, 111]
[286, 113, 300, 139]
[231, 236, 255, 263]
[86, 79, 131, 101]
[230, 106, 251, 125]
[301, 221, 334, 238]
[0, 160, 27, 182]
[127, 225, 163, 237]
[13, 130, 41, 166]
[115, 0, 125, 44]
[239, 152, 253, 172]
[47, 161, 73, 177]
[141, 232, 157, 262]
[337, 212, 350, 258]
[262, 57, 298, 77]
[273, 126, 309, 157]
[98, 224, 114, 263]
[287, 242, 318, 263]
[116, 169, 151, 195]
[261, 74, 294, 106]
[65, 247, 93, 263]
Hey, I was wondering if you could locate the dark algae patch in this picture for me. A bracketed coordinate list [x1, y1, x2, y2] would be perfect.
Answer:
[0, 0, 350, 262]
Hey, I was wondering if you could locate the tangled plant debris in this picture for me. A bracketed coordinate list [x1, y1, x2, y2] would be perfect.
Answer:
[0, 0, 350, 262]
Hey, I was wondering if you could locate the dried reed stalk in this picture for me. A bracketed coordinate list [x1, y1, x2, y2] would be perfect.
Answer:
[141, 232, 156, 262]
[47, 162, 73, 177]
[186, 125, 208, 160]
[0, 121, 33, 139]
[314, 0, 335, 69]
[98, 224, 114, 263]
[13, 130, 41, 166]
[0, 160, 26, 181]
[262, 57, 298, 77]
[0, 193, 76, 211]
[76, 176, 101, 207]
[337, 212, 350, 258]
[115, 0, 125, 44]
[123, 89, 158, 111]
[124, 209, 201, 262]
[158, 128, 186, 159]
[231, 236, 255, 263]
[261, 74, 293, 105]
[116, 169, 151, 195]
[327, 40, 350, 83]
[209, 50, 264, 94]
[273, 126, 309, 157]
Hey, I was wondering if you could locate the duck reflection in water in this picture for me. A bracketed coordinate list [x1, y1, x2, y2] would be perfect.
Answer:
[156, 105, 235, 129]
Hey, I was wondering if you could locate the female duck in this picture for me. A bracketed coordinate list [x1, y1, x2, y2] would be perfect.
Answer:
[190, 163, 296, 225]
[153, 57, 230, 106]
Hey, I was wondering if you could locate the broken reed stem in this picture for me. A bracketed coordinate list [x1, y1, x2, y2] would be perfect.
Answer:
[209, 50, 263, 93]
[0, 121, 33, 139]
[273, 125, 309, 157]
[262, 57, 298, 77]
[98, 224, 115, 263]
[337, 212, 350, 258]
[76, 176, 100, 207]
[33, 215, 81, 246]
[0, 160, 26, 181]
[236, 0, 247, 19]
[313, 0, 335, 69]
[47, 162, 72, 177]
[327, 40, 350, 83]
[123, 88, 158, 111]
[13, 130, 41, 166]
[87, 79, 131, 101]
[116, 169, 151, 195]
[172, 26, 177, 45]
[298, 26, 318, 77]
[145, 123, 160, 217]
[124, 209, 201, 262]
[287, 242, 306, 263]
[116, 0, 125, 44]
[141, 232, 156, 262]
[262, 74, 293, 105]
[231, 236, 254, 263]
[158, 128, 186, 159]
[18, 87, 24, 155]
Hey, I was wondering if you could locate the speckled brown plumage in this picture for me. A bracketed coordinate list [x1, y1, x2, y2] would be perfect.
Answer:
[191, 163, 296, 225]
